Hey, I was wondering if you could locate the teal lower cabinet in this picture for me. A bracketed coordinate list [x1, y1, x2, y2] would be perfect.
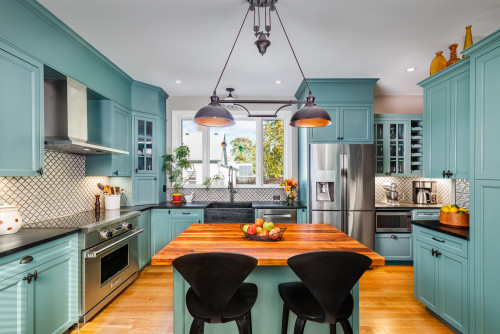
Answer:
[297, 208, 308, 224]
[150, 209, 204, 256]
[0, 234, 79, 334]
[375, 233, 412, 261]
[170, 209, 203, 241]
[151, 210, 171, 256]
[138, 210, 151, 270]
[413, 226, 468, 333]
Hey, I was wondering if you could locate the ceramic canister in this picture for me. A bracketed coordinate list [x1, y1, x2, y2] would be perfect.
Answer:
[0, 204, 23, 235]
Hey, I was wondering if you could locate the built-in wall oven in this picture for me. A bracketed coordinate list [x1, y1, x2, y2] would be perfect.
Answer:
[80, 213, 142, 322]
[375, 211, 412, 233]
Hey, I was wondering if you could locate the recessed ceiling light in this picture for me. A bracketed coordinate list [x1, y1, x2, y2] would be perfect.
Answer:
[175, 80, 182, 84]
[406, 67, 417, 72]
[275, 80, 283, 84]
[83, 148, 90, 151]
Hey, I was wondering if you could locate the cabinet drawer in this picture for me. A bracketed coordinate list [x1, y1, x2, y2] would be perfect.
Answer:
[412, 209, 441, 221]
[375, 233, 413, 261]
[170, 209, 203, 219]
[414, 226, 468, 258]
[0, 234, 78, 282]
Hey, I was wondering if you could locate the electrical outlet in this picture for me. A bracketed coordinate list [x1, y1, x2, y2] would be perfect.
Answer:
[163, 185, 166, 192]
[273, 195, 280, 201]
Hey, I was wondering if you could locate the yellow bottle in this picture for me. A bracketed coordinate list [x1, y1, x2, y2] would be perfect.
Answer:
[462, 25, 473, 58]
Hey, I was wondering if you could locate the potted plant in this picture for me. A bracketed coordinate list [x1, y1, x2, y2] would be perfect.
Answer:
[280, 178, 298, 206]
[162, 145, 195, 202]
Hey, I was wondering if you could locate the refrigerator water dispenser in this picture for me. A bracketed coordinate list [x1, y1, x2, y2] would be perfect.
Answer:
[316, 182, 334, 202]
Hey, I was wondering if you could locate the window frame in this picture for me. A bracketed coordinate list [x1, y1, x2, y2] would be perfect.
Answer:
[172, 109, 292, 188]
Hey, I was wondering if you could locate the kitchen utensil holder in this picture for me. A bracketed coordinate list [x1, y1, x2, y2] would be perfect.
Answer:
[104, 194, 121, 210]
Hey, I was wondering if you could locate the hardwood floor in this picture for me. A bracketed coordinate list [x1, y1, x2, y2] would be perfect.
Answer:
[72, 265, 454, 334]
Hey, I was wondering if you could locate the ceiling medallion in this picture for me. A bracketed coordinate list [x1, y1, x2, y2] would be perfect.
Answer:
[194, 0, 331, 128]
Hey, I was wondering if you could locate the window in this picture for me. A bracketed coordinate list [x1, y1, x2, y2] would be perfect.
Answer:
[172, 110, 291, 187]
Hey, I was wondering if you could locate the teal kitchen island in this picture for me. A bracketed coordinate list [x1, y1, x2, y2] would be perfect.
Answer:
[152, 223, 385, 334]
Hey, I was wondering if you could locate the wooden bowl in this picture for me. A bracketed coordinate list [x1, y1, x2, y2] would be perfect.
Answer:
[439, 211, 450, 224]
[439, 212, 470, 228]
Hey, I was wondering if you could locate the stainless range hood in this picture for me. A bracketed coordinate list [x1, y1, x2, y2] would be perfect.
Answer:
[44, 77, 128, 155]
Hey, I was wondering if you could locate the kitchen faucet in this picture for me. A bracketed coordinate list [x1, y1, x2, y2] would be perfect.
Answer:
[228, 166, 237, 202]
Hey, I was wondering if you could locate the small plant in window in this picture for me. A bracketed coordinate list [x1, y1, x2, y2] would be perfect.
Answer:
[162, 145, 195, 201]
[202, 174, 225, 190]
[203, 177, 212, 190]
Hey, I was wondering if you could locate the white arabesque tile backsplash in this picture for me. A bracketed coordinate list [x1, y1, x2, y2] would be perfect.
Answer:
[0, 151, 109, 226]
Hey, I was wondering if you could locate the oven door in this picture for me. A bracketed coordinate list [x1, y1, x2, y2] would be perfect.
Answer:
[82, 228, 142, 319]
[376, 212, 412, 232]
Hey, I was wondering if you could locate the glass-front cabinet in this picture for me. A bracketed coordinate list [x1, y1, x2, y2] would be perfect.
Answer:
[134, 115, 156, 174]
[374, 114, 423, 177]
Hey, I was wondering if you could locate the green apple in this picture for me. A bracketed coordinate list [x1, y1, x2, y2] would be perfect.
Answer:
[263, 221, 274, 232]
[243, 224, 250, 233]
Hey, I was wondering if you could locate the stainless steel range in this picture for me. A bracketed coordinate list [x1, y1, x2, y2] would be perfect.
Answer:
[78, 210, 142, 322]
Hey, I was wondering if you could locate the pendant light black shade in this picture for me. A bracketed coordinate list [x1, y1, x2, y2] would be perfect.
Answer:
[194, 95, 236, 127]
[289, 95, 332, 128]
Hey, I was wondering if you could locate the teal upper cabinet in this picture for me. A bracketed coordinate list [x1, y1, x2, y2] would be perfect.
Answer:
[134, 114, 156, 174]
[295, 79, 378, 144]
[374, 114, 423, 177]
[418, 59, 470, 179]
[309, 106, 340, 142]
[0, 41, 43, 177]
[86, 100, 132, 176]
[131, 81, 168, 119]
[464, 29, 500, 334]
[471, 43, 500, 180]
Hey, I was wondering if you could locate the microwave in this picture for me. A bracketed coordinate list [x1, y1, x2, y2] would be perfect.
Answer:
[376, 211, 412, 233]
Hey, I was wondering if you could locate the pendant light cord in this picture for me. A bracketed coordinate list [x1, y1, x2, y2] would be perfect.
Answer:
[274, 7, 312, 95]
[213, 6, 251, 95]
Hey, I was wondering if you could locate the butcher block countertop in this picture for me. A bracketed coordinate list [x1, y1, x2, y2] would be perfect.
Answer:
[151, 224, 385, 267]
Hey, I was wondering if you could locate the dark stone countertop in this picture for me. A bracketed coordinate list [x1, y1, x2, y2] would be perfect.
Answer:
[0, 228, 80, 259]
[122, 201, 307, 211]
[411, 220, 470, 240]
[376, 202, 445, 210]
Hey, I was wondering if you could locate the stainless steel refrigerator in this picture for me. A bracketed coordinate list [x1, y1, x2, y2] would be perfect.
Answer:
[309, 144, 375, 249]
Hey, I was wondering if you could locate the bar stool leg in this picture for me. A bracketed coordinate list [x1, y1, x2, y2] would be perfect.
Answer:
[293, 317, 306, 334]
[340, 319, 353, 334]
[246, 311, 252, 334]
[282, 304, 290, 334]
[329, 323, 336, 334]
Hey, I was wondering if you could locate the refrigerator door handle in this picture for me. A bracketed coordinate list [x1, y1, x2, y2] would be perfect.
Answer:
[341, 153, 349, 214]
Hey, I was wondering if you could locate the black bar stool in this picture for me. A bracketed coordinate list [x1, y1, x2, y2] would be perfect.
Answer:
[172, 252, 258, 334]
[278, 251, 372, 334]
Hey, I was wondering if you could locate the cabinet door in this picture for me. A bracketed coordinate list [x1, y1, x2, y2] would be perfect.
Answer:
[474, 46, 500, 180]
[414, 240, 439, 313]
[134, 176, 158, 205]
[309, 107, 340, 142]
[449, 71, 470, 179]
[341, 107, 372, 143]
[374, 121, 386, 175]
[30, 252, 77, 334]
[474, 180, 500, 333]
[111, 105, 132, 176]
[0, 272, 28, 334]
[297, 208, 308, 224]
[387, 121, 409, 176]
[171, 218, 199, 242]
[0, 46, 43, 176]
[424, 81, 449, 178]
[138, 210, 151, 270]
[375, 233, 413, 261]
[439, 251, 468, 333]
[135, 115, 156, 174]
[151, 210, 170, 256]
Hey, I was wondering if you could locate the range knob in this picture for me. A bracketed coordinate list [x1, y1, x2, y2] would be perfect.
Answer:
[122, 222, 133, 230]
[100, 230, 112, 239]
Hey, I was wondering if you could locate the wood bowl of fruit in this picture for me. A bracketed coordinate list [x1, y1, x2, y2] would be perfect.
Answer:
[240, 219, 286, 241]
[440, 205, 470, 228]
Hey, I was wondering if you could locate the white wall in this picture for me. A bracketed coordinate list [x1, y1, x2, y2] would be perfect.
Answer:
[166, 95, 299, 179]
[374, 95, 423, 114]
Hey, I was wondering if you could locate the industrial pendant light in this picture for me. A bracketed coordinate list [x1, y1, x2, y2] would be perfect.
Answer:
[194, 0, 331, 128]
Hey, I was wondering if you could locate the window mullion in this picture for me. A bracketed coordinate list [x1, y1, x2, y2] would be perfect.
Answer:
[202, 126, 210, 182]
[256, 118, 263, 187]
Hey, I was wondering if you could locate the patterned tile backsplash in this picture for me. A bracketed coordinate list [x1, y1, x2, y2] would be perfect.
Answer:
[375, 176, 452, 204]
[165, 187, 289, 202]
[0, 151, 109, 227]
[455, 179, 470, 209]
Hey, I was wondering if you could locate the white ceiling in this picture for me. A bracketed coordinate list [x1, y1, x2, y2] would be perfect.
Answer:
[39, 0, 500, 97]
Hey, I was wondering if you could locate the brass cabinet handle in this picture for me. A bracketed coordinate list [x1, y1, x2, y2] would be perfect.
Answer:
[19, 256, 33, 264]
